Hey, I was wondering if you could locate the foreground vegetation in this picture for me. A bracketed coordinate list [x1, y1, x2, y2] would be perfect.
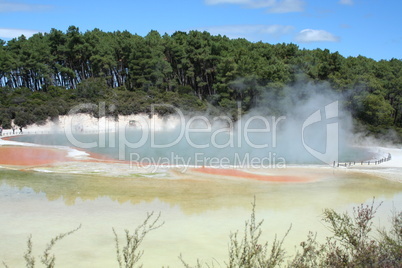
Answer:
[3, 199, 401, 267]
[0, 27, 401, 140]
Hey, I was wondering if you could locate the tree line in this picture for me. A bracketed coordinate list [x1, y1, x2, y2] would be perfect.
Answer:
[0, 26, 401, 139]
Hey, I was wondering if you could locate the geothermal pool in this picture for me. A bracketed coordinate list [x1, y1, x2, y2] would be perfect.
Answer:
[0, 134, 401, 267]
[10, 130, 371, 165]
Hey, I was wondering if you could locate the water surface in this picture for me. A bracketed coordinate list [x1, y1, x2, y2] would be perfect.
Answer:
[1, 168, 401, 267]
[12, 132, 371, 165]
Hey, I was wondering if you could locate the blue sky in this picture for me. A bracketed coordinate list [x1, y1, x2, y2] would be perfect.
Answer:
[0, 0, 401, 61]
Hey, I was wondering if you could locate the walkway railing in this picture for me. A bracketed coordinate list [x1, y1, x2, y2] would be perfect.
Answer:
[333, 153, 392, 168]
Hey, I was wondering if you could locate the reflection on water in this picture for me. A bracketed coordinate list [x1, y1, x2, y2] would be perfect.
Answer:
[1, 169, 401, 267]
[0, 169, 401, 212]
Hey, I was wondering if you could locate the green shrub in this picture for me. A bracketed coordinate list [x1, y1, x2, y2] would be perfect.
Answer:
[113, 212, 164, 268]
[291, 199, 402, 267]
[3, 225, 81, 268]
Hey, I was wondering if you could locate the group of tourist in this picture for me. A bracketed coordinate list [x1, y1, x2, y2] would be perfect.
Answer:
[0, 125, 23, 136]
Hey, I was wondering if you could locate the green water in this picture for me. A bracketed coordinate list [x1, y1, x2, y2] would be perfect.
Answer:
[1, 169, 401, 267]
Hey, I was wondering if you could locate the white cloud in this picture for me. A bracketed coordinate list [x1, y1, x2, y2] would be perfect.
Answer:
[339, 0, 354, 5]
[294, 29, 340, 43]
[0, 28, 40, 39]
[340, 24, 351, 29]
[248, 0, 277, 8]
[205, 0, 274, 7]
[0, 0, 52, 12]
[205, 0, 252, 4]
[197, 24, 294, 40]
[204, 0, 305, 13]
[268, 0, 305, 13]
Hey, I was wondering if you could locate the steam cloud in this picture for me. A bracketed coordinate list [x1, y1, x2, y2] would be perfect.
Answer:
[14, 80, 372, 167]
[118, 80, 361, 166]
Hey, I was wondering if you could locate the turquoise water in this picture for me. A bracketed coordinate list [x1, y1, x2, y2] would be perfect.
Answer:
[11, 131, 370, 165]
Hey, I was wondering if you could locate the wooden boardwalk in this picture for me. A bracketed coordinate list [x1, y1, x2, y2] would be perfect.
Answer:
[333, 153, 392, 168]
